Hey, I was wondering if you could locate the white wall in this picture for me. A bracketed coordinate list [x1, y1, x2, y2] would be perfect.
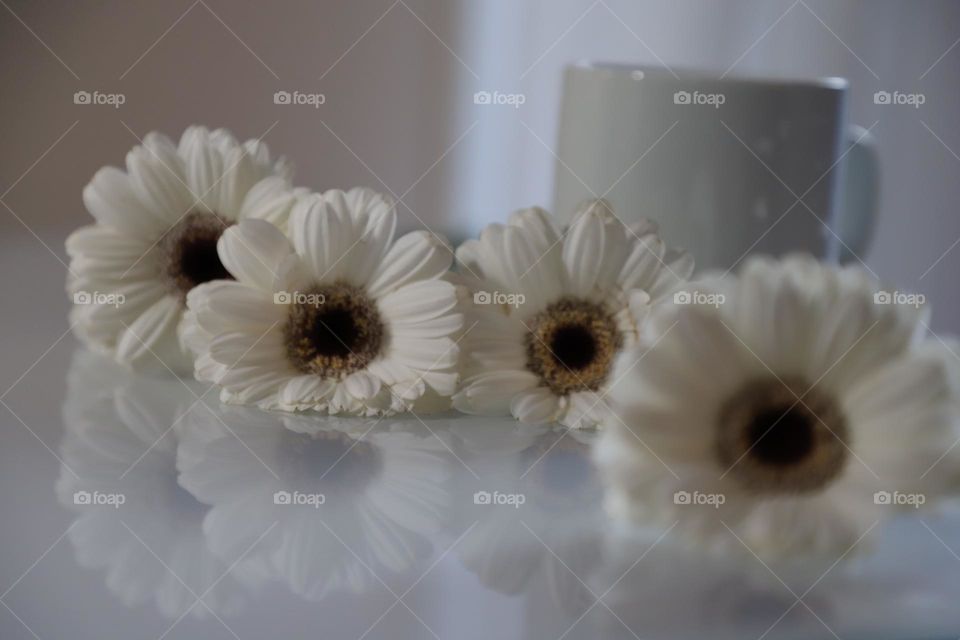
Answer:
[2, 0, 958, 327]
[454, 0, 960, 330]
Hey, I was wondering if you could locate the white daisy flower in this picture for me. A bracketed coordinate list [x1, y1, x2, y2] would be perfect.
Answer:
[183, 187, 464, 415]
[596, 254, 960, 562]
[452, 200, 692, 428]
[66, 125, 299, 373]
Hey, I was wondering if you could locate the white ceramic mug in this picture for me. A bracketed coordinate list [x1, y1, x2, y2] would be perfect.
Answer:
[553, 63, 879, 270]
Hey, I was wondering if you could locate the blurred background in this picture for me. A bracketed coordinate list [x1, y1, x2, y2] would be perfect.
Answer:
[2, 3, 960, 637]
[1, 0, 959, 326]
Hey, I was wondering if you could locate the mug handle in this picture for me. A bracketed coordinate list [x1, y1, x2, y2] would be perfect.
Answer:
[836, 124, 880, 264]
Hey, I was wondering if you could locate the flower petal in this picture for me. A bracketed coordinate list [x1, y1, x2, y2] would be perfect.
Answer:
[344, 371, 383, 400]
[390, 337, 459, 371]
[239, 176, 298, 227]
[454, 370, 540, 415]
[510, 387, 560, 424]
[562, 203, 607, 297]
[382, 279, 459, 317]
[366, 231, 452, 297]
[83, 167, 168, 239]
[180, 126, 225, 213]
[217, 219, 296, 291]
[114, 295, 185, 369]
[125, 146, 191, 225]
[281, 375, 335, 408]
[288, 194, 354, 283]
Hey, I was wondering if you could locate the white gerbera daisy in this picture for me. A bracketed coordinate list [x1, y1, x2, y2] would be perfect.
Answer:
[596, 254, 960, 562]
[453, 200, 692, 428]
[183, 187, 463, 415]
[66, 126, 298, 372]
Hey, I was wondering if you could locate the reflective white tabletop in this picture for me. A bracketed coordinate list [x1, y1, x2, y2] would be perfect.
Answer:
[2, 234, 959, 640]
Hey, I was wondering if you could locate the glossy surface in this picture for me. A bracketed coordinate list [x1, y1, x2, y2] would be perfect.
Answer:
[2, 239, 960, 640]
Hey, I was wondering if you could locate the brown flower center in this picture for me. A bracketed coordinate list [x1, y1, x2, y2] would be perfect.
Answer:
[283, 282, 385, 379]
[716, 377, 849, 494]
[159, 211, 233, 298]
[524, 298, 622, 396]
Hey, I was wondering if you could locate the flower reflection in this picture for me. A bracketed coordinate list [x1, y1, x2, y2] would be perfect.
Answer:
[595, 515, 960, 640]
[592, 529, 833, 639]
[176, 406, 453, 600]
[56, 349, 249, 618]
[448, 424, 604, 615]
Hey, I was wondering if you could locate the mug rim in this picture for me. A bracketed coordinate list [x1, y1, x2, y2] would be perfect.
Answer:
[571, 61, 848, 91]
